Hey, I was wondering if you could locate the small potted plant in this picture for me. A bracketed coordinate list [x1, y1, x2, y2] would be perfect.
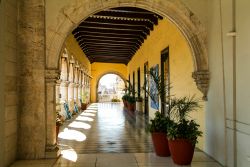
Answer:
[167, 96, 202, 165]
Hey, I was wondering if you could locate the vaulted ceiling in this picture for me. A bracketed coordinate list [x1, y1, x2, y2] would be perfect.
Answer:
[72, 7, 163, 64]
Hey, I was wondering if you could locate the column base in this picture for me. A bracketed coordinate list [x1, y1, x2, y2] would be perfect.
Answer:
[45, 144, 61, 158]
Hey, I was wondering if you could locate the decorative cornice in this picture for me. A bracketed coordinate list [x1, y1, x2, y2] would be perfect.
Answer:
[192, 70, 209, 101]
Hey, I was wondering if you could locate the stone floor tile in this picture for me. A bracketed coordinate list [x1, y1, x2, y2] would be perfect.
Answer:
[11, 103, 222, 167]
[192, 151, 215, 162]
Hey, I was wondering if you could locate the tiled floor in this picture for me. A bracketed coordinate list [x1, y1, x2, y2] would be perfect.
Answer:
[10, 103, 223, 167]
[58, 103, 153, 154]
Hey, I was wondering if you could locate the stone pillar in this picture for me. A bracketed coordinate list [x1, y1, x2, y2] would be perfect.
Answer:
[60, 81, 69, 102]
[78, 85, 82, 106]
[56, 80, 61, 104]
[45, 69, 60, 158]
[55, 80, 61, 121]
[18, 0, 46, 159]
[74, 84, 79, 102]
[68, 83, 74, 111]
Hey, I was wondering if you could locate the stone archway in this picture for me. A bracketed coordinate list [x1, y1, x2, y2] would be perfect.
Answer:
[96, 71, 126, 102]
[46, 0, 209, 100]
[17, 0, 209, 159]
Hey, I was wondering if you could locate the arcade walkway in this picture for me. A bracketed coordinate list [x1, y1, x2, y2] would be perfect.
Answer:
[11, 103, 222, 167]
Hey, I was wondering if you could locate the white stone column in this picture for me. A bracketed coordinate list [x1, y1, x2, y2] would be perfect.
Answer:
[56, 80, 61, 119]
[68, 83, 74, 111]
[78, 85, 82, 106]
[45, 69, 60, 158]
[60, 81, 69, 102]
[18, 0, 46, 159]
[74, 84, 79, 102]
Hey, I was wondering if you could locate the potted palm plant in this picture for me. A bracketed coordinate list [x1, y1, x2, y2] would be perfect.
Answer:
[147, 112, 173, 156]
[143, 68, 172, 156]
[167, 96, 202, 165]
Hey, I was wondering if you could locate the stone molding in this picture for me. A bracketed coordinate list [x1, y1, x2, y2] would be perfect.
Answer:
[60, 80, 70, 87]
[192, 70, 209, 100]
[45, 69, 60, 83]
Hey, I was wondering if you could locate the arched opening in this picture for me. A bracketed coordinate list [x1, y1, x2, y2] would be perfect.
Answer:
[44, 0, 210, 162]
[97, 74, 126, 102]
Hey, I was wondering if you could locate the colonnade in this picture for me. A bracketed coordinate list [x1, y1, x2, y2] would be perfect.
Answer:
[56, 48, 91, 117]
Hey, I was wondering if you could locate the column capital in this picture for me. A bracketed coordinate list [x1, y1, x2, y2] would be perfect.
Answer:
[74, 83, 80, 88]
[45, 69, 60, 83]
[192, 70, 209, 101]
[61, 80, 70, 87]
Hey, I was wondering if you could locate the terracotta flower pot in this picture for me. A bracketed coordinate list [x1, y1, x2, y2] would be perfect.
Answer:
[168, 139, 195, 165]
[151, 132, 171, 157]
[123, 100, 128, 108]
[128, 103, 135, 111]
[81, 103, 87, 110]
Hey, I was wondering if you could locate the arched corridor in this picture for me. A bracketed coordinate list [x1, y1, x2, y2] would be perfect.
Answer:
[1, 0, 250, 167]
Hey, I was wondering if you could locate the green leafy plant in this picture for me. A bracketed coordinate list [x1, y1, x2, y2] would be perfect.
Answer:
[122, 94, 129, 101]
[147, 112, 173, 133]
[167, 96, 202, 145]
[111, 98, 121, 102]
[142, 68, 171, 115]
[127, 96, 136, 104]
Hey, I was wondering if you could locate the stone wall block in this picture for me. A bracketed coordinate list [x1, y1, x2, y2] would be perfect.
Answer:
[4, 93, 18, 106]
[5, 46, 17, 63]
[4, 61, 17, 77]
[4, 106, 17, 122]
[4, 76, 17, 92]
[4, 17, 17, 34]
[4, 31, 17, 48]
[4, 120, 17, 137]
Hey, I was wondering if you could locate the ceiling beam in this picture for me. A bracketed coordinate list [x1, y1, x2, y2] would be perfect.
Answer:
[74, 33, 144, 43]
[78, 38, 143, 46]
[84, 17, 154, 30]
[78, 22, 150, 34]
[92, 11, 159, 25]
[80, 45, 137, 52]
[73, 27, 147, 38]
[83, 47, 136, 54]
[79, 40, 141, 48]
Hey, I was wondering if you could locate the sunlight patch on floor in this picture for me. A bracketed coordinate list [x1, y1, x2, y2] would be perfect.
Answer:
[81, 112, 96, 117]
[68, 121, 91, 129]
[58, 128, 87, 141]
[61, 149, 78, 162]
[76, 116, 94, 122]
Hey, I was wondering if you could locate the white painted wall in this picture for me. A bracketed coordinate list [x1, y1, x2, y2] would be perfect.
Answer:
[235, 1, 250, 166]
[183, 0, 250, 166]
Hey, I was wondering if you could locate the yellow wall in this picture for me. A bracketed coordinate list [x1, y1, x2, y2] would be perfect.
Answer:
[90, 62, 127, 102]
[64, 34, 91, 72]
[128, 19, 205, 150]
